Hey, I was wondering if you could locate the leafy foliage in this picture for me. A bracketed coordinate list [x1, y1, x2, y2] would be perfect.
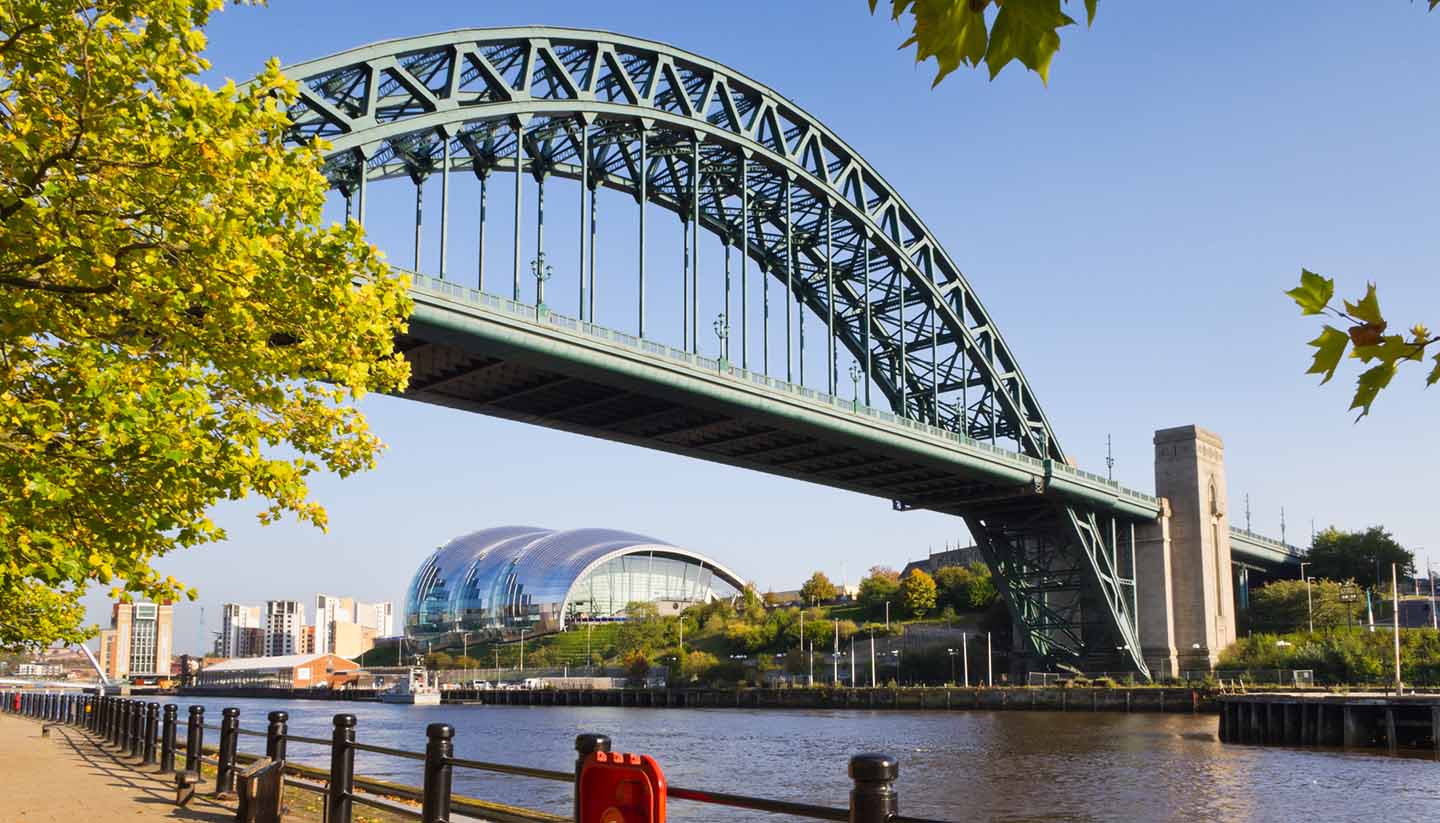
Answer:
[1287, 271, 1435, 417]
[0, 1, 412, 649]
[799, 571, 838, 605]
[869, 0, 1097, 86]
[1218, 629, 1440, 686]
[1245, 578, 1364, 634]
[857, 570, 900, 618]
[900, 569, 938, 617]
[1306, 526, 1415, 591]
[933, 562, 998, 611]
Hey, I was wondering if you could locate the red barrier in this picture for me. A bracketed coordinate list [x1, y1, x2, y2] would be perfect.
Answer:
[578, 751, 666, 823]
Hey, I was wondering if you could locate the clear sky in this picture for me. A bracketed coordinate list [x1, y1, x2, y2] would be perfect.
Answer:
[81, 1, 1440, 655]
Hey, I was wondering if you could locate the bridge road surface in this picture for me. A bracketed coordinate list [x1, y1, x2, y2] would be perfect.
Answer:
[0, 712, 429, 823]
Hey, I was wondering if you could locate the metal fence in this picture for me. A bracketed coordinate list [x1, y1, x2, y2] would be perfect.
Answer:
[3, 690, 951, 823]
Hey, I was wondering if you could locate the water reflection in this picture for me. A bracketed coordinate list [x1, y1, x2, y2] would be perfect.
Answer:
[158, 698, 1438, 822]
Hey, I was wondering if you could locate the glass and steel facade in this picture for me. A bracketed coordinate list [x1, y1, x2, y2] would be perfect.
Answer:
[403, 526, 743, 640]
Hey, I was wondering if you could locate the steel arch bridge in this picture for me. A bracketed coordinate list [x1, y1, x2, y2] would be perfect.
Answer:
[279, 27, 1219, 677]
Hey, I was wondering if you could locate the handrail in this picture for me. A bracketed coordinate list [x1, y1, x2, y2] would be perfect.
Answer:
[666, 784, 848, 820]
[350, 740, 427, 761]
[446, 756, 572, 783]
[280, 732, 333, 747]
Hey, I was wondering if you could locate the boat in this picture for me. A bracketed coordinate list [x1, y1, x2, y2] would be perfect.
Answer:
[379, 665, 441, 705]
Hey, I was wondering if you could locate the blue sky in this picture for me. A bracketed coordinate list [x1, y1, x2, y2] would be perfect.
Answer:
[81, 2, 1440, 654]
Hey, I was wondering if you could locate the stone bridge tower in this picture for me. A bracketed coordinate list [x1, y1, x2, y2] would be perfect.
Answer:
[1136, 425, 1237, 678]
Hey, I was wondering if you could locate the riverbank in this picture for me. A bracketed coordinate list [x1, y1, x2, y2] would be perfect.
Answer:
[178, 684, 1217, 713]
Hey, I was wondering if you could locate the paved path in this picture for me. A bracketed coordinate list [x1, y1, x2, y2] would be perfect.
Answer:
[0, 713, 232, 823]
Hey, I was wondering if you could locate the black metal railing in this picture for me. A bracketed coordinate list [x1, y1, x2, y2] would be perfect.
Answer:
[1, 691, 952, 822]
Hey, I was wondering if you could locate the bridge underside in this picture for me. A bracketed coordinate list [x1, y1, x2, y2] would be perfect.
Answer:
[397, 299, 1141, 675]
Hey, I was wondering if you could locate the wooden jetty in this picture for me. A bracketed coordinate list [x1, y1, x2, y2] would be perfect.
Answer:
[1218, 692, 1440, 755]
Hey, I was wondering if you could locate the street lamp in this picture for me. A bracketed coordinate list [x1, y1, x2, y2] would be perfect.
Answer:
[1391, 562, 1402, 694]
[884, 600, 890, 630]
[848, 362, 863, 410]
[947, 648, 957, 685]
[530, 253, 553, 317]
[1299, 561, 1314, 634]
[713, 313, 729, 366]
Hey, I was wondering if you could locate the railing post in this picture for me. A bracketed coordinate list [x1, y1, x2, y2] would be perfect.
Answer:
[848, 753, 899, 823]
[573, 733, 612, 823]
[131, 699, 145, 758]
[184, 706, 204, 773]
[327, 714, 356, 823]
[422, 723, 454, 823]
[144, 703, 159, 764]
[215, 707, 240, 796]
[161, 704, 178, 773]
[266, 710, 289, 763]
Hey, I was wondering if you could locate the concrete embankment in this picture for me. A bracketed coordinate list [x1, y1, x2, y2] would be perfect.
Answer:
[179, 684, 1215, 713]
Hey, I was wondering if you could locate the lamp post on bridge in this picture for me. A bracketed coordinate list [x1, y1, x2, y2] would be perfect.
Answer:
[713, 313, 729, 369]
[849, 362, 863, 411]
[530, 254, 553, 319]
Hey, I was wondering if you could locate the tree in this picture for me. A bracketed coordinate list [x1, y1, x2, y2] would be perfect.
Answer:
[1246, 578, 1364, 634]
[1287, 273, 1438, 417]
[857, 571, 900, 619]
[900, 569, 938, 618]
[962, 563, 999, 610]
[800, 571, 838, 605]
[1307, 527, 1415, 591]
[0, 1, 411, 650]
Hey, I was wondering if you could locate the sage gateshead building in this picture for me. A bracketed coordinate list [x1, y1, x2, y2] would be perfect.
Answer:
[403, 526, 746, 641]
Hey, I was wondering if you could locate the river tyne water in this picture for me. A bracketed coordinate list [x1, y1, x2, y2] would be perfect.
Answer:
[161, 697, 1437, 822]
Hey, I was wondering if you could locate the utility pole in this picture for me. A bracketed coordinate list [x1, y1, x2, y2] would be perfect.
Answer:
[962, 632, 969, 687]
[1392, 562, 1403, 694]
[884, 601, 890, 630]
[1300, 561, 1314, 634]
[986, 631, 993, 687]
[832, 620, 839, 685]
[1105, 434, 1114, 481]
[869, 630, 876, 688]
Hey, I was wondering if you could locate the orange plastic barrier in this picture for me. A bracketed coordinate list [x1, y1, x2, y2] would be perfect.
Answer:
[577, 750, 667, 823]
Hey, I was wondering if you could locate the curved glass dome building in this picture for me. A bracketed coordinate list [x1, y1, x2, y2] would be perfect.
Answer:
[403, 526, 744, 641]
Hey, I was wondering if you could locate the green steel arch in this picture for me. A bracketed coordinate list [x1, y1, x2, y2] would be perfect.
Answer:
[281, 27, 1152, 676]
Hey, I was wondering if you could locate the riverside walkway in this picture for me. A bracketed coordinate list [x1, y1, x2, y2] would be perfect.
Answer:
[0, 712, 232, 822]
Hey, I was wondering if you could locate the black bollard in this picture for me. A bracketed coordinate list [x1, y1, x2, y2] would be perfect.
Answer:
[215, 707, 240, 796]
[327, 714, 356, 823]
[184, 706, 204, 773]
[144, 703, 159, 764]
[119, 700, 130, 750]
[265, 711, 289, 763]
[848, 753, 899, 823]
[422, 724, 454, 823]
[160, 704, 178, 773]
[573, 733, 612, 823]
[130, 700, 145, 758]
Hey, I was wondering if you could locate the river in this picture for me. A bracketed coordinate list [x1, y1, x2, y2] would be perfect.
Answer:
[158, 697, 1438, 822]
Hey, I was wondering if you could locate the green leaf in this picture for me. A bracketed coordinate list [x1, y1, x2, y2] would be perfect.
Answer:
[1428, 352, 1440, 387]
[1083, 0, 1098, 25]
[986, 0, 1074, 83]
[1285, 268, 1334, 315]
[1305, 326, 1348, 384]
[1349, 362, 1397, 418]
[1343, 282, 1383, 325]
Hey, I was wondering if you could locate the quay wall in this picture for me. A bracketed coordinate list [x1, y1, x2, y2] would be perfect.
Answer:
[177, 685, 1215, 713]
[1219, 693, 1440, 755]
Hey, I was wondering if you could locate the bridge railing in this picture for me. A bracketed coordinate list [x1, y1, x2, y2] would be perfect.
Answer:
[2, 691, 952, 823]
[410, 273, 1164, 513]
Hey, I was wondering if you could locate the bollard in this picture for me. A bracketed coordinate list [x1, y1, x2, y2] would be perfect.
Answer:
[422, 723, 454, 823]
[131, 700, 145, 758]
[119, 700, 131, 750]
[573, 733, 612, 823]
[848, 753, 899, 823]
[144, 703, 159, 764]
[184, 706, 204, 773]
[265, 711, 289, 763]
[95, 696, 103, 734]
[160, 704, 178, 773]
[215, 707, 240, 796]
[328, 714, 356, 823]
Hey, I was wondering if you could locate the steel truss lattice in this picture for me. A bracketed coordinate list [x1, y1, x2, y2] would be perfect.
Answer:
[280, 26, 1151, 677]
